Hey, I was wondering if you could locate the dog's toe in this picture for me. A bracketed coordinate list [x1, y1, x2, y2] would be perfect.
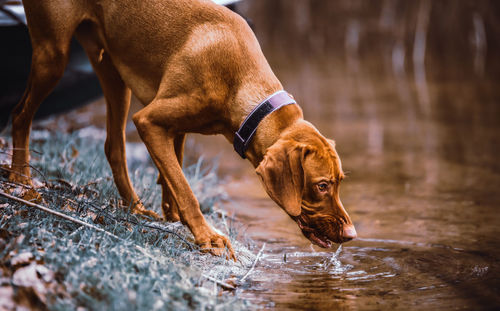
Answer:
[133, 204, 161, 220]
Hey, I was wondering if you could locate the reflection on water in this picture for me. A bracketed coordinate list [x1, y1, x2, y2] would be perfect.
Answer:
[241, 239, 496, 310]
[219, 0, 500, 309]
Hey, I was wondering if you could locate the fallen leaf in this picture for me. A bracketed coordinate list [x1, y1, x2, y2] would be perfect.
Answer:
[0, 137, 7, 149]
[20, 188, 43, 204]
[13, 286, 48, 311]
[0, 286, 15, 310]
[0, 228, 11, 239]
[12, 263, 54, 307]
[92, 214, 105, 225]
[10, 252, 34, 268]
[62, 204, 76, 213]
[71, 145, 79, 159]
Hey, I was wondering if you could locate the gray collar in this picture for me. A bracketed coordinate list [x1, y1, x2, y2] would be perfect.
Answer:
[233, 90, 296, 158]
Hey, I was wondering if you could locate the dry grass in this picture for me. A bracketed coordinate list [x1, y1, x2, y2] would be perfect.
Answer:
[0, 128, 257, 310]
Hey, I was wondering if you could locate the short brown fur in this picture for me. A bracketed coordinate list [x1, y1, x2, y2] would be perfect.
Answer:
[10, 0, 355, 259]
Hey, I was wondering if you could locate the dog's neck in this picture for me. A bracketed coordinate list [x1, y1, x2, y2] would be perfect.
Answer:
[241, 103, 303, 167]
[223, 81, 303, 167]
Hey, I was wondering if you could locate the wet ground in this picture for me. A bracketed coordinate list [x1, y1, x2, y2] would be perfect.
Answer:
[16, 0, 500, 309]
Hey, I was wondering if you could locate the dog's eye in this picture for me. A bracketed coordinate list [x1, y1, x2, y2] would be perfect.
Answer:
[317, 182, 329, 193]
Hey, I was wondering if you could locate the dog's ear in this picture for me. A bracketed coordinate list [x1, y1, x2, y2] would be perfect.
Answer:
[255, 139, 306, 217]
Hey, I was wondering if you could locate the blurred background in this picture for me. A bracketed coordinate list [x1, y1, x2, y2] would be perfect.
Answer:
[1, 0, 499, 309]
[241, 0, 500, 176]
[232, 2, 500, 309]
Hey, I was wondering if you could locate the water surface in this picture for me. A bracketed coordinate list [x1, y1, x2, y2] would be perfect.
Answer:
[210, 1, 500, 309]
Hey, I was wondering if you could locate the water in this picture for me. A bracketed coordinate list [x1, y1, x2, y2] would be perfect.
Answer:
[238, 240, 497, 309]
[222, 170, 499, 309]
[205, 1, 500, 309]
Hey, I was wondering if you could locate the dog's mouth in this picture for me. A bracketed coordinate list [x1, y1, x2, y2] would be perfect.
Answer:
[293, 215, 333, 248]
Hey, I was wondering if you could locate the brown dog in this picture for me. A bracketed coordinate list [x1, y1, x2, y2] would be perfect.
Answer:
[10, 0, 356, 259]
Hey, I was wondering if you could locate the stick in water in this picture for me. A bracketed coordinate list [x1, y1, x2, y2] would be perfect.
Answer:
[239, 242, 266, 283]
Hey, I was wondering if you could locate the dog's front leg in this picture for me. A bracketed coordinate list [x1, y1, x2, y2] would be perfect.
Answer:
[133, 99, 235, 260]
[157, 134, 185, 222]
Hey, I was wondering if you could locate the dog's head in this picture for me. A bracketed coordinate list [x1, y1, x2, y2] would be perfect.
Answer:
[256, 123, 356, 248]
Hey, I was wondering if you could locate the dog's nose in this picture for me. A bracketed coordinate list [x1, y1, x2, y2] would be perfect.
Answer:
[342, 224, 357, 242]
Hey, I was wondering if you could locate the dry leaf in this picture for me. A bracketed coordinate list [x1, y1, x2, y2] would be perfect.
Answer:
[21, 189, 43, 204]
[0, 286, 16, 311]
[13, 286, 48, 310]
[62, 204, 76, 213]
[12, 263, 54, 307]
[71, 145, 79, 158]
[10, 252, 34, 268]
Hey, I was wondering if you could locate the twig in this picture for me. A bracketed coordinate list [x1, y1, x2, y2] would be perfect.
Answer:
[0, 190, 236, 290]
[0, 176, 197, 249]
[202, 274, 236, 290]
[0, 179, 197, 250]
[84, 176, 112, 188]
[0, 191, 169, 262]
[27, 163, 49, 185]
[3, 147, 43, 155]
[0, 189, 153, 257]
[239, 242, 266, 283]
[50, 178, 74, 189]
[0, 190, 123, 241]
[0, 178, 35, 190]
[140, 221, 196, 250]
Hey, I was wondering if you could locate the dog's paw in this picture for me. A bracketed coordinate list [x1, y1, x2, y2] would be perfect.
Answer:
[161, 203, 181, 222]
[132, 203, 162, 220]
[7, 171, 33, 187]
[197, 231, 236, 261]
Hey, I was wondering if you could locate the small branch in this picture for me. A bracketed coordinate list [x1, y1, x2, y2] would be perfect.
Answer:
[141, 221, 196, 251]
[50, 178, 73, 189]
[239, 242, 266, 283]
[1, 189, 235, 290]
[202, 274, 236, 290]
[3, 147, 43, 155]
[0, 190, 122, 241]
[0, 178, 35, 190]
[0, 181, 197, 250]
[1, 188, 241, 290]
[0, 190, 194, 267]
[26, 163, 49, 185]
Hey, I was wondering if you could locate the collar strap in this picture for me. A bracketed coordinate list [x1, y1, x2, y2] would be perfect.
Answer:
[233, 90, 296, 158]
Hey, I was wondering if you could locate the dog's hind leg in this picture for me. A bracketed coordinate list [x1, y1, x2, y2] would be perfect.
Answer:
[76, 29, 160, 219]
[158, 134, 185, 222]
[10, 3, 76, 184]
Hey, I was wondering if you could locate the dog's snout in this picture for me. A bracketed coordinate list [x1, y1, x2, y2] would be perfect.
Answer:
[341, 224, 357, 242]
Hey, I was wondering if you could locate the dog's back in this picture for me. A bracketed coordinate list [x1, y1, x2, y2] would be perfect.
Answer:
[22, 0, 278, 107]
